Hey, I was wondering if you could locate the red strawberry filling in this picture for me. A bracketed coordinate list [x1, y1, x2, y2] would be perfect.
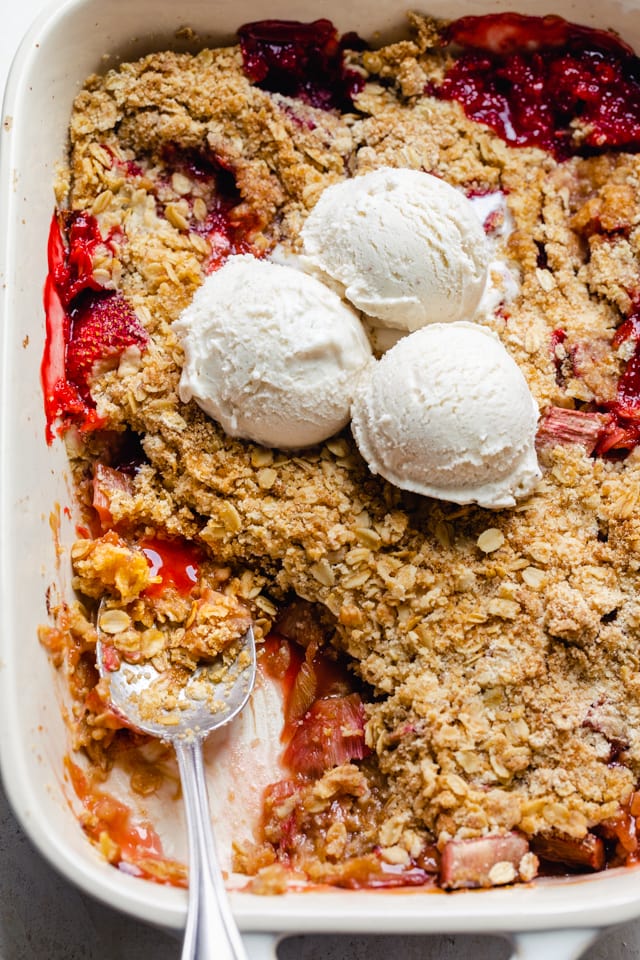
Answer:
[159, 147, 260, 272]
[540, 298, 640, 458]
[66, 292, 147, 402]
[42, 214, 148, 441]
[238, 19, 365, 110]
[53, 211, 113, 306]
[437, 13, 640, 160]
[592, 336, 640, 457]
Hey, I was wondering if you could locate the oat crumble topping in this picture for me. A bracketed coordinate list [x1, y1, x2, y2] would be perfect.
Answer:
[42, 13, 640, 889]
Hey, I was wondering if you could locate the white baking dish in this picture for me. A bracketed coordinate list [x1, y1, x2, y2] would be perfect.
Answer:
[2, 0, 640, 957]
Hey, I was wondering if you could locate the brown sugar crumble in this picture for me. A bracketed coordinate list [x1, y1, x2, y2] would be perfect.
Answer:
[40, 13, 640, 891]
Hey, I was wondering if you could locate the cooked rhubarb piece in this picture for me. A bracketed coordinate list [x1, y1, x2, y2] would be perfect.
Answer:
[92, 464, 135, 530]
[275, 599, 331, 650]
[439, 13, 640, 158]
[95, 643, 122, 674]
[282, 693, 368, 776]
[264, 618, 353, 727]
[536, 406, 610, 455]
[530, 832, 605, 871]
[440, 833, 533, 889]
[285, 660, 319, 724]
[261, 778, 302, 854]
[597, 808, 638, 864]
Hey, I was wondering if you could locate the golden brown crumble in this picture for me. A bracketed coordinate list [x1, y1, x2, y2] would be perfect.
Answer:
[46, 14, 640, 884]
[73, 532, 251, 669]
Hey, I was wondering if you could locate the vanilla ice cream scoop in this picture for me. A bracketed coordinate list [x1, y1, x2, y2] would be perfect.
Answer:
[301, 168, 490, 332]
[351, 322, 540, 508]
[175, 255, 372, 449]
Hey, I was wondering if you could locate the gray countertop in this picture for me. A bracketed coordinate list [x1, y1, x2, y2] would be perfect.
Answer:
[2, 777, 640, 959]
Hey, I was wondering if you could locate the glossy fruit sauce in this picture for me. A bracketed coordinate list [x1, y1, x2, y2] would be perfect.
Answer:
[437, 13, 640, 160]
[66, 758, 188, 886]
[238, 18, 365, 110]
[139, 537, 201, 598]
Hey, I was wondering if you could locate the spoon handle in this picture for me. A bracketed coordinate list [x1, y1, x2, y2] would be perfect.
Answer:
[176, 738, 248, 960]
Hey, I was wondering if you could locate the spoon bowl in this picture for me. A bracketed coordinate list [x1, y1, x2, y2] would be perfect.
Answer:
[96, 603, 256, 740]
[96, 598, 256, 960]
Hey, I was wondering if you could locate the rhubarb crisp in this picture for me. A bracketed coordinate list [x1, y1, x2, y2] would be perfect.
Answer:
[41, 13, 640, 890]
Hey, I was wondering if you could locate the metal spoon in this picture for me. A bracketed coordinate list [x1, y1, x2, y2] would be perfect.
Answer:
[96, 600, 256, 960]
